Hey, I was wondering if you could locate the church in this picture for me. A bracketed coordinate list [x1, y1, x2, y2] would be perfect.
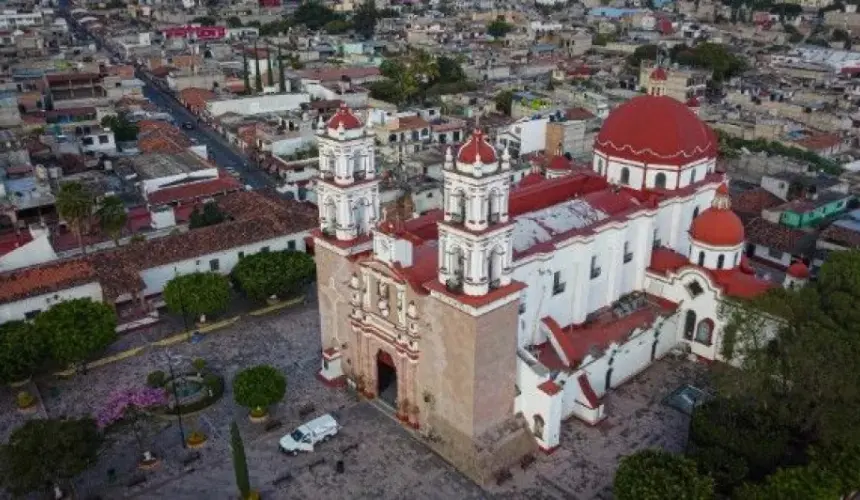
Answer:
[311, 96, 795, 481]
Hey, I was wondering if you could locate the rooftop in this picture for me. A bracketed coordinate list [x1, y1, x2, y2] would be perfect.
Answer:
[127, 152, 214, 180]
[512, 198, 607, 254]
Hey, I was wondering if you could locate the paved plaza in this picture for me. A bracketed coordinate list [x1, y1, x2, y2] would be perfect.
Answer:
[0, 299, 705, 500]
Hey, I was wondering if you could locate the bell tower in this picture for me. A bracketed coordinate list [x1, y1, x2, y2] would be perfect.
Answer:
[315, 104, 379, 242]
[437, 129, 515, 296]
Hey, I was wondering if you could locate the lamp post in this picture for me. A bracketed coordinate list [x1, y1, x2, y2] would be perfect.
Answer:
[164, 350, 187, 449]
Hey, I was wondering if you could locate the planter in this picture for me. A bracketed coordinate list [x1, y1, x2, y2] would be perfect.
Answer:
[186, 432, 207, 449]
[9, 377, 31, 389]
[138, 451, 160, 470]
[249, 408, 269, 423]
[16, 391, 36, 414]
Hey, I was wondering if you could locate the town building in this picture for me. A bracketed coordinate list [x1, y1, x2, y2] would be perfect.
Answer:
[312, 98, 773, 483]
[639, 63, 708, 103]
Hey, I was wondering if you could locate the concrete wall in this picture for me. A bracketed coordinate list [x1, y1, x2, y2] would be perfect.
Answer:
[206, 93, 311, 118]
[140, 232, 309, 297]
[0, 282, 103, 322]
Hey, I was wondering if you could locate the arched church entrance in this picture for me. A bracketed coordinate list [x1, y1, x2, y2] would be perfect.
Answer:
[376, 350, 398, 407]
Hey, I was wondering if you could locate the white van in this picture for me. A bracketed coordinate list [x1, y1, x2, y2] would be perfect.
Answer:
[279, 414, 340, 455]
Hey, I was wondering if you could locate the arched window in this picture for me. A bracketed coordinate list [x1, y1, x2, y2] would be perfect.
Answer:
[698, 251, 705, 266]
[690, 169, 696, 184]
[693, 206, 700, 219]
[654, 172, 667, 189]
[533, 415, 545, 439]
[597, 158, 604, 175]
[695, 319, 714, 345]
[619, 167, 630, 185]
[683, 310, 697, 340]
[717, 254, 725, 269]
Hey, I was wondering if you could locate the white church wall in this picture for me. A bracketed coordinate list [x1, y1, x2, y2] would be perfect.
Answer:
[645, 268, 724, 360]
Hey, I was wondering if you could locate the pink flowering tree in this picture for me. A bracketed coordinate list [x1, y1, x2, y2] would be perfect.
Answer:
[96, 387, 167, 461]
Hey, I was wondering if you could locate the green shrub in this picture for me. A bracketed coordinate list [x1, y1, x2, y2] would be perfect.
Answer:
[690, 398, 790, 479]
[691, 445, 749, 495]
[146, 370, 166, 388]
[192, 358, 206, 374]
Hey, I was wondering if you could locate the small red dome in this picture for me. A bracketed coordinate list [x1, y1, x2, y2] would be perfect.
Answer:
[547, 155, 571, 171]
[457, 129, 497, 164]
[327, 104, 362, 130]
[787, 260, 810, 279]
[594, 95, 717, 166]
[650, 67, 668, 81]
[690, 184, 745, 247]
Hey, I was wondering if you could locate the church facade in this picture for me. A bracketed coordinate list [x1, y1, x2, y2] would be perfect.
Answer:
[312, 97, 786, 480]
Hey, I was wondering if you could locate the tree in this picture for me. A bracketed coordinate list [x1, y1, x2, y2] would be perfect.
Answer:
[719, 250, 860, 450]
[266, 46, 275, 87]
[487, 19, 513, 38]
[230, 421, 252, 499]
[278, 45, 287, 93]
[231, 250, 315, 302]
[101, 114, 139, 141]
[494, 90, 514, 115]
[352, 0, 378, 39]
[36, 298, 116, 369]
[56, 181, 94, 254]
[96, 387, 167, 461]
[191, 16, 216, 25]
[613, 449, 714, 500]
[242, 45, 251, 93]
[0, 320, 46, 384]
[232, 365, 286, 416]
[292, 1, 341, 31]
[163, 272, 231, 320]
[0, 418, 102, 497]
[253, 42, 263, 93]
[97, 195, 127, 247]
[626, 44, 659, 70]
[325, 19, 352, 34]
[226, 16, 243, 28]
[189, 201, 226, 229]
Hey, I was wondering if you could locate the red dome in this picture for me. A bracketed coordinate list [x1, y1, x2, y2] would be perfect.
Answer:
[458, 129, 497, 164]
[595, 95, 717, 166]
[787, 260, 810, 279]
[650, 67, 668, 81]
[547, 155, 571, 170]
[327, 104, 362, 130]
[690, 184, 745, 247]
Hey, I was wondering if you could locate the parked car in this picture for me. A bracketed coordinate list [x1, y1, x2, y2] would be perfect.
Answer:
[279, 414, 340, 455]
[182, 122, 195, 130]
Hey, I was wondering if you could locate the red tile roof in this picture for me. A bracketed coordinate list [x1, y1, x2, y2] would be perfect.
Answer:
[179, 87, 216, 111]
[0, 231, 34, 258]
[538, 380, 562, 396]
[577, 374, 600, 408]
[648, 247, 774, 299]
[731, 187, 784, 218]
[146, 175, 243, 205]
[744, 217, 811, 254]
[819, 225, 860, 249]
[542, 296, 678, 368]
[0, 259, 97, 305]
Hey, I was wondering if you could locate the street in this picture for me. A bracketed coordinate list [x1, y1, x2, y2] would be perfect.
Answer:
[61, 2, 275, 190]
[139, 79, 275, 190]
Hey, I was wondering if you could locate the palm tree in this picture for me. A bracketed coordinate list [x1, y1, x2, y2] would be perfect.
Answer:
[97, 195, 127, 247]
[56, 182, 94, 255]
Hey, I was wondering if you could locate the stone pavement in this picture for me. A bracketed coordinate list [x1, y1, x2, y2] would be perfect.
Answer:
[1, 297, 706, 500]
